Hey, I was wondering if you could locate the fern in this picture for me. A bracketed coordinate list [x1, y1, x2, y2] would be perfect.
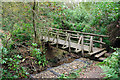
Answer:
[98, 48, 120, 79]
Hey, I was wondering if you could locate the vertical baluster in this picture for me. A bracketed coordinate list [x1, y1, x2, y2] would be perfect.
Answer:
[62, 31, 68, 48]
[68, 33, 71, 52]
[89, 36, 93, 53]
[75, 35, 82, 52]
[100, 37, 103, 48]
[77, 32, 79, 38]
[81, 35, 84, 56]
[52, 30, 56, 42]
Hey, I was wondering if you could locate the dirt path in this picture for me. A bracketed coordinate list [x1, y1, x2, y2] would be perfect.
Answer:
[31, 58, 105, 78]
[78, 62, 105, 78]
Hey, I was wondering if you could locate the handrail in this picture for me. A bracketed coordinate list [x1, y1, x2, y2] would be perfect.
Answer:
[40, 27, 108, 52]
[44, 27, 109, 37]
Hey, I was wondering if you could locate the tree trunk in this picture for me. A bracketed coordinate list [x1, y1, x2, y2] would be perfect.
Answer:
[33, 0, 37, 43]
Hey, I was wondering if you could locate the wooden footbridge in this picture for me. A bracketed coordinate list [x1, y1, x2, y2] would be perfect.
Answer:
[39, 27, 109, 59]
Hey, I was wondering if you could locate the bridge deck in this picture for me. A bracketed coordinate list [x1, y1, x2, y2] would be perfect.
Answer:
[42, 36, 104, 54]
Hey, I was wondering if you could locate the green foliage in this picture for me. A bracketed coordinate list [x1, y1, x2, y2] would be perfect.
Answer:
[98, 48, 120, 79]
[0, 46, 29, 79]
[30, 43, 48, 67]
[11, 24, 32, 42]
[58, 67, 82, 79]
[59, 74, 70, 79]
[1, 32, 14, 50]
[59, 72, 80, 79]
[91, 2, 119, 26]
[47, 2, 119, 36]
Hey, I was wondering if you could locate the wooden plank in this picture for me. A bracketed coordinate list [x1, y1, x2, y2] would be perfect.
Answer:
[48, 27, 108, 37]
[62, 29, 108, 37]
[43, 36, 91, 51]
[98, 57, 106, 61]
[88, 48, 105, 56]
[84, 43, 94, 46]
[75, 49, 81, 53]
[84, 39, 105, 44]
[62, 46, 68, 49]
[50, 42, 56, 45]
[41, 36, 105, 55]
[95, 51, 107, 58]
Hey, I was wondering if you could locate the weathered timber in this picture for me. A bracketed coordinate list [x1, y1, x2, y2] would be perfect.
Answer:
[68, 33, 71, 52]
[100, 37, 103, 48]
[98, 57, 106, 61]
[88, 48, 105, 56]
[50, 27, 109, 37]
[40, 27, 108, 57]
[42, 36, 105, 53]
[89, 36, 93, 53]
[81, 35, 84, 56]
[84, 39, 106, 44]
[95, 51, 107, 58]
[75, 35, 82, 52]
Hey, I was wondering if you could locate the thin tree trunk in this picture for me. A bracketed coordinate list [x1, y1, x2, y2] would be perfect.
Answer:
[33, 0, 37, 43]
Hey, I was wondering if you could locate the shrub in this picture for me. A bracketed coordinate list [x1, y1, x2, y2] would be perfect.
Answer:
[98, 48, 120, 79]
[0, 46, 29, 79]
[30, 43, 48, 67]
[11, 24, 32, 42]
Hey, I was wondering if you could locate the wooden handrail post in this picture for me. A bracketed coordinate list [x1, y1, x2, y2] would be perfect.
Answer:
[100, 37, 103, 48]
[81, 35, 84, 56]
[62, 31, 68, 48]
[52, 30, 56, 42]
[89, 36, 93, 53]
[68, 33, 71, 52]
[77, 32, 79, 38]
[75, 35, 82, 51]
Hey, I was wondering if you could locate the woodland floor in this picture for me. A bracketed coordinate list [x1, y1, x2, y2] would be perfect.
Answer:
[0, 29, 105, 78]
[31, 57, 105, 78]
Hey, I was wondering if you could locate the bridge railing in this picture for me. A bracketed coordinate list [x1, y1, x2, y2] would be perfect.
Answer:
[39, 27, 109, 55]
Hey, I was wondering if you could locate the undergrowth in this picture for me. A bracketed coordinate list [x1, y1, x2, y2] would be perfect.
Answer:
[98, 48, 120, 79]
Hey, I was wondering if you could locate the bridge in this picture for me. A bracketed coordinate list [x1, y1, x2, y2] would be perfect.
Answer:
[39, 27, 109, 59]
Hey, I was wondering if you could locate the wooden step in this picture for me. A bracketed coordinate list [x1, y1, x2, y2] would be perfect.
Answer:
[62, 46, 68, 49]
[75, 49, 81, 53]
[50, 43, 56, 45]
[95, 51, 107, 58]
[98, 57, 106, 61]
[88, 48, 105, 56]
